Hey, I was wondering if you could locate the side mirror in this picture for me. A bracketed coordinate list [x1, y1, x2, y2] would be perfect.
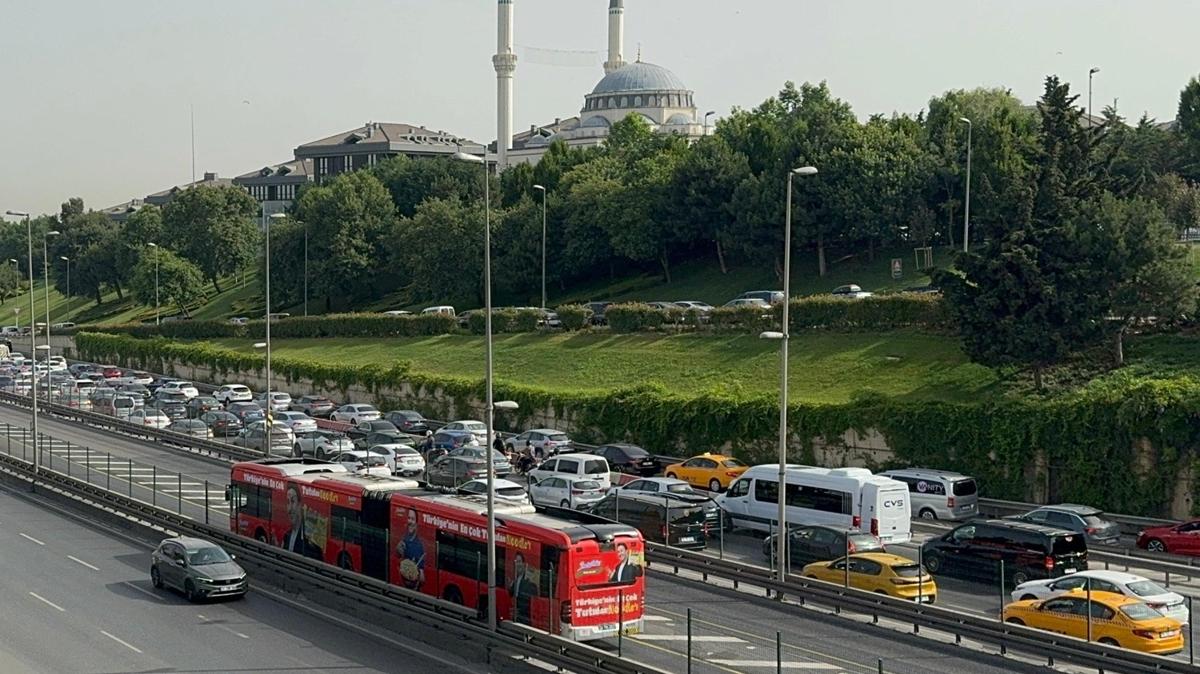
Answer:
[229, 554, 236, 561]
[223, 486, 232, 502]
[175, 558, 187, 567]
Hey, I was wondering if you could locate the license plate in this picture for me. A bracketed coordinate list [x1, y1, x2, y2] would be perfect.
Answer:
[679, 536, 695, 543]
[1063, 568, 1076, 574]
[916, 595, 934, 603]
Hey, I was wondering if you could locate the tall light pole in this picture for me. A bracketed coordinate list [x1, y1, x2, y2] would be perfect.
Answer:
[6, 210, 39, 478]
[303, 220, 309, 318]
[42, 230, 59, 347]
[533, 184, 547, 309]
[704, 110, 716, 136]
[1088, 67, 1101, 128]
[959, 117, 972, 253]
[758, 166, 817, 582]
[59, 257, 70, 314]
[264, 211, 286, 449]
[147, 243, 160, 325]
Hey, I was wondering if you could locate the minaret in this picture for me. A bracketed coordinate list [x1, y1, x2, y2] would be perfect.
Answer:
[494, 0, 518, 169]
[603, 0, 625, 74]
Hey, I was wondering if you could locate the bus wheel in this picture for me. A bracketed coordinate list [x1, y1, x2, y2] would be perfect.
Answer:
[337, 552, 353, 570]
[255, 529, 268, 544]
[442, 585, 464, 605]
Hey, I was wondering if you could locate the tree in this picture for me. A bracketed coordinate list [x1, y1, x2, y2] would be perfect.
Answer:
[161, 186, 260, 292]
[0, 263, 22, 305]
[666, 136, 751, 273]
[1178, 76, 1200, 181]
[371, 155, 489, 218]
[52, 212, 127, 303]
[389, 198, 484, 305]
[129, 248, 207, 318]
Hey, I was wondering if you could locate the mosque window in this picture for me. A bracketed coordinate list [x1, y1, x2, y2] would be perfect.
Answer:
[648, 95, 656, 107]
[620, 96, 628, 107]
[609, 97, 616, 108]
[634, 95, 642, 107]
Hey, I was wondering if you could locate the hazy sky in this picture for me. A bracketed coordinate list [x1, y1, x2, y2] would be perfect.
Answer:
[3, 0, 1198, 216]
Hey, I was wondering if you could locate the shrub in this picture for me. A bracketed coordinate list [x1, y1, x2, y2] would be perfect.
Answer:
[782, 293, 950, 331]
[556, 304, 590, 331]
[607, 303, 667, 333]
[512, 309, 541, 332]
[709, 305, 776, 333]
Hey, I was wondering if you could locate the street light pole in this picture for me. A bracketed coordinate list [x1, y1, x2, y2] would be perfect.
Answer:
[148, 243, 160, 325]
[959, 117, 972, 253]
[59, 257, 70, 313]
[303, 221, 309, 318]
[1088, 67, 1101, 128]
[264, 212, 286, 449]
[533, 185, 547, 309]
[42, 230, 59, 346]
[6, 210, 39, 478]
[704, 110, 716, 136]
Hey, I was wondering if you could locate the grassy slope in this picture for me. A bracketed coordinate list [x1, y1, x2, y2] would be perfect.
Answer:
[208, 330, 1000, 404]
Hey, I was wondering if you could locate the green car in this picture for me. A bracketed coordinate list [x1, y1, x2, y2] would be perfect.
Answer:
[150, 536, 248, 602]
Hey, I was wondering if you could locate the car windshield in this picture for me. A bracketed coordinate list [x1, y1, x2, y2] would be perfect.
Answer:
[721, 459, 746, 468]
[666, 483, 694, 494]
[891, 563, 923, 578]
[464, 422, 485, 431]
[575, 480, 602, 490]
[1119, 603, 1162, 621]
[1127, 580, 1170, 597]
[583, 460, 607, 475]
[849, 533, 882, 549]
[547, 433, 569, 442]
[187, 546, 232, 565]
[952, 479, 978, 496]
[622, 446, 649, 457]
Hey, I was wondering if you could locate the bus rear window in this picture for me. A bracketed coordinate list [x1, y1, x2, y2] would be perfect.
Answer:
[952, 479, 978, 497]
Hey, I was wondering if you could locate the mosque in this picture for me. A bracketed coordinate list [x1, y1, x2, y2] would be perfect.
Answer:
[497, 0, 707, 167]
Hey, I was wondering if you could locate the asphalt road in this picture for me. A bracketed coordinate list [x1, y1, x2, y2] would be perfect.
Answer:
[0, 483, 484, 674]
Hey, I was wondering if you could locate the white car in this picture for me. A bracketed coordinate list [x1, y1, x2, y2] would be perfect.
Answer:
[529, 476, 606, 510]
[442, 420, 488, 445]
[506, 428, 572, 456]
[529, 452, 612, 490]
[214, 384, 253, 405]
[332, 450, 392, 477]
[129, 408, 171, 429]
[159, 380, 200, 399]
[331, 404, 381, 425]
[831, 284, 874, 299]
[254, 391, 293, 413]
[47, 356, 68, 371]
[368, 443, 426, 476]
[457, 478, 532, 506]
[273, 410, 317, 434]
[111, 371, 154, 386]
[1010, 570, 1189, 625]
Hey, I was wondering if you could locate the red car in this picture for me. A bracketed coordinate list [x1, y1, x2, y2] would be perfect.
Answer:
[102, 366, 123, 379]
[1136, 520, 1200, 555]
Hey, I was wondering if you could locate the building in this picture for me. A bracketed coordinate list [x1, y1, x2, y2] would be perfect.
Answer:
[294, 122, 486, 185]
[99, 198, 144, 224]
[507, 1, 706, 166]
[144, 172, 232, 207]
[232, 158, 313, 205]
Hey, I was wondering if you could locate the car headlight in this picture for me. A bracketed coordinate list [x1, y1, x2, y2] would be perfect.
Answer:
[195, 577, 214, 583]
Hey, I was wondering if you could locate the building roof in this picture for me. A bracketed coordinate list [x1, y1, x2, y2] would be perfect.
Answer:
[296, 122, 476, 151]
[145, 173, 232, 202]
[100, 198, 144, 218]
[234, 158, 313, 182]
[590, 61, 689, 95]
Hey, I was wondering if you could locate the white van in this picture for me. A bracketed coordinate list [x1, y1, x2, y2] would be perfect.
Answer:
[529, 452, 612, 490]
[421, 305, 456, 317]
[877, 468, 979, 521]
[717, 465, 912, 544]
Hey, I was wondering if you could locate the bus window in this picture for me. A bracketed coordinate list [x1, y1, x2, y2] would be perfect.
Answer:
[234, 480, 271, 518]
[435, 531, 507, 588]
[331, 505, 362, 545]
[539, 546, 560, 596]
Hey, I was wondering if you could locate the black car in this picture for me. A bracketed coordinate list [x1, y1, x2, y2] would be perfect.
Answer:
[201, 410, 245, 437]
[588, 493, 708, 549]
[426, 456, 487, 487]
[762, 525, 884, 568]
[586, 301, 613, 326]
[353, 430, 414, 450]
[186, 395, 221, 418]
[118, 383, 151, 403]
[383, 410, 429, 434]
[920, 519, 1089, 586]
[348, 420, 398, 442]
[226, 402, 264, 424]
[587, 443, 658, 476]
[152, 398, 188, 421]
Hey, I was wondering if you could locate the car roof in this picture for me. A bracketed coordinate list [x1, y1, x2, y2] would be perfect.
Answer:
[676, 453, 732, 461]
[881, 468, 973, 480]
[166, 536, 221, 550]
[1038, 503, 1103, 516]
[849, 552, 915, 565]
[1055, 589, 1142, 606]
[1056, 569, 1145, 584]
[972, 518, 1078, 536]
[631, 477, 688, 486]
[551, 452, 606, 460]
[528, 428, 565, 434]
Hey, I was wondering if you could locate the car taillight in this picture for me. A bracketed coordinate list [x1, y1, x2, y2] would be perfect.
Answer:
[847, 541, 857, 553]
[1044, 556, 1055, 571]
[851, 515, 861, 529]
[1132, 629, 1159, 640]
[1085, 527, 1099, 534]
[870, 518, 879, 536]
[946, 497, 955, 508]
[572, 489, 586, 495]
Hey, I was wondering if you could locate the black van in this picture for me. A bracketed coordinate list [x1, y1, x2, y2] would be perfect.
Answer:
[920, 519, 1088, 586]
[588, 493, 708, 549]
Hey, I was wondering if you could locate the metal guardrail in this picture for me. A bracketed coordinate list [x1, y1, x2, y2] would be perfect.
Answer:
[0, 442, 669, 674]
[645, 542, 1195, 673]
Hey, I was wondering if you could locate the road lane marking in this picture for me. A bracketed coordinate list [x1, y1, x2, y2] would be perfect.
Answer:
[641, 615, 673, 622]
[710, 662, 841, 670]
[67, 555, 99, 571]
[122, 581, 165, 601]
[100, 630, 143, 653]
[633, 635, 747, 642]
[198, 614, 252, 639]
[19, 532, 45, 545]
[623, 638, 745, 674]
[29, 592, 65, 611]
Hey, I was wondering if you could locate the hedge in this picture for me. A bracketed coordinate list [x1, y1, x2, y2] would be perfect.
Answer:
[71, 313, 459, 340]
[74, 331, 1200, 518]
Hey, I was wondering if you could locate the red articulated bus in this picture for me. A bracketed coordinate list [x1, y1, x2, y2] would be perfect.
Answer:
[228, 458, 645, 640]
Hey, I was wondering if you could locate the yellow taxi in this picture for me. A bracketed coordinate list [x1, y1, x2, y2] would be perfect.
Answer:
[1002, 590, 1184, 655]
[663, 453, 748, 492]
[800, 553, 936, 603]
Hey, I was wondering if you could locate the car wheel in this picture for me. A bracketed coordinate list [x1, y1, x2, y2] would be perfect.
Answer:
[708, 478, 722, 493]
[1098, 637, 1119, 647]
[442, 585, 464, 605]
[919, 508, 937, 520]
[922, 553, 942, 574]
[255, 529, 268, 544]
[150, 565, 163, 589]
[184, 580, 199, 603]
[1020, 594, 1037, 601]
[1146, 538, 1167, 553]
[1005, 617, 1024, 626]
[292, 445, 302, 458]
[666, 472, 677, 479]
[1011, 571, 1030, 586]
[560, 500, 570, 509]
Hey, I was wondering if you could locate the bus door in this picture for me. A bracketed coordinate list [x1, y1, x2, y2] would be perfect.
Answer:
[360, 495, 391, 581]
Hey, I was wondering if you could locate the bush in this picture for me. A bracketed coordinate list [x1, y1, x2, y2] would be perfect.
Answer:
[709, 305, 776, 333]
[784, 293, 950, 331]
[607, 303, 667, 333]
[556, 304, 590, 331]
[512, 309, 541, 332]
[71, 313, 463, 340]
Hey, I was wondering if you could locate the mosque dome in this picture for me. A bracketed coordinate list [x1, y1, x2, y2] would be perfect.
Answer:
[665, 112, 695, 125]
[590, 61, 688, 95]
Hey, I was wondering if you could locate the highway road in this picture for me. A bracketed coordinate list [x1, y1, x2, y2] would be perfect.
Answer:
[0, 482, 484, 674]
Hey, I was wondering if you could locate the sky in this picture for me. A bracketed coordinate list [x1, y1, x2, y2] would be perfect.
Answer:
[2, 0, 1198, 217]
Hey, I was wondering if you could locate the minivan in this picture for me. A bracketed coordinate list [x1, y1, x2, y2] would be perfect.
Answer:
[529, 452, 612, 490]
[589, 492, 708, 549]
[920, 519, 1089, 586]
[878, 468, 979, 521]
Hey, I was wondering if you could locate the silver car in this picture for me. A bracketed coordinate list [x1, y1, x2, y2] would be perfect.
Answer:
[150, 537, 247, 602]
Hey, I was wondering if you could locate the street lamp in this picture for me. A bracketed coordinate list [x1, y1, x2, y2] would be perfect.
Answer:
[302, 220, 309, 318]
[959, 117, 972, 253]
[42, 230, 59, 344]
[59, 256, 70, 314]
[704, 110, 716, 135]
[533, 185, 547, 309]
[147, 243, 160, 325]
[6, 209, 40, 479]
[263, 211, 287, 455]
[1088, 67, 1101, 128]
[760, 165, 816, 583]
[452, 149, 502, 630]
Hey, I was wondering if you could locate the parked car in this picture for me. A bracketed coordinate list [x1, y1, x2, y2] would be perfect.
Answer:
[722, 298, 771, 311]
[167, 418, 213, 439]
[199, 410, 243, 437]
[185, 395, 222, 419]
[1009, 504, 1121, 547]
[762, 525, 884, 567]
[150, 537, 248, 602]
[831, 284, 873, 299]
[353, 429, 411, 450]
[332, 450, 392, 477]
[96, 395, 137, 420]
[158, 380, 200, 399]
[430, 430, 479, 456]
[292, 429, 354, 459]
[585, 443, 657, 476]
[129, 408, 171, 429]
[273, 410, 318, 434]
[290, 394, 336, 418]
[585, 301, 612, 326]
[506, 428, 573, 457]
[421, 305, 456, 317]
[117, 383, 151, 404]
[441, 420, 488, 445]
[1002, 591, 1183, 655]
[734, 290, 784, 305]
[368, 443, 425, 476]
[664, 453, 748, 492]
[347, 420, 400, 445]
[151, 398, 188, 421]
[426, 455, 487, 486]
[214, 384, 253, 405]
[529, 453, 611, 490]
[1010, 570, 1188, 625]
[227, 401, 265, 424]
[803, 553, 935, 603]
[673, 301, 714, 313]
[253, 391, 293, 413]
[588, 492, 708, 549]
[530, 477, 607, 510]
[921, 519, 1089, 586]
[877, 468, 979, 521]
[383, 410, 429, 434]
[1136, 519, 1200, 556]
[330, 403, 381, 425]
[457, 478, 531, 506]
[232, 420, 295, 454]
